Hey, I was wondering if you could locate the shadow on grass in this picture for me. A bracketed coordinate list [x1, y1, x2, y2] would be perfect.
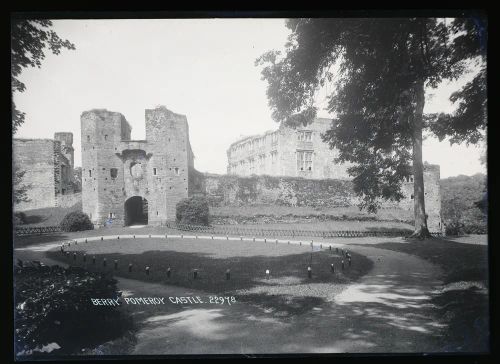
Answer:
[14, 233, 71, 249]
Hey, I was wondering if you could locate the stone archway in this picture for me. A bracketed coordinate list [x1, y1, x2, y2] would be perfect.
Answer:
[124, 196, 148, 226]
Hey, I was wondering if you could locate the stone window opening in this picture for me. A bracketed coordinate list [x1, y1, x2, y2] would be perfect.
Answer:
[88, 170, 92, 177]
[297, 150, 313, 171]
[104, 135, 108, 141]
[110, 168, 118, 178]
[410, 194, 414, 200]
[153, 168, 157, 176]
[87, 135, 90, 142]
[174, 167, 179, 175]
[297, 131, 312, 142]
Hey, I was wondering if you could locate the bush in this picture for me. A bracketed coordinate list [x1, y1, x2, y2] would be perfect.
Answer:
[14, 211, 27, 225]
[14, 263, 133, 356]
[176, 196, 210, 225]
[59, 211, 93, 232]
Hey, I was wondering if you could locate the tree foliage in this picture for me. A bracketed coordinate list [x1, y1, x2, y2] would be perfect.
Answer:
[176, 196, 210, 226]
[257, 17, 487, 237]
[11, 19, 75, 133]
[13, 165, 32, 205]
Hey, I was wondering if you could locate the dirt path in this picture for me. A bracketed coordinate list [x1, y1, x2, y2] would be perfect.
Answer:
[14, 239, 446, 354]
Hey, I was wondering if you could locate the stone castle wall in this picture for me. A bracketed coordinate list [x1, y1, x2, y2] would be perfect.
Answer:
[193, 164, 442, 232]
[13, 137, 75, 211]
[81, 106, 193, 227]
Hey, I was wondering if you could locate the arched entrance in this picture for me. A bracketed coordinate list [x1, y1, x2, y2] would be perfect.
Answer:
[124, 196, 148, 226]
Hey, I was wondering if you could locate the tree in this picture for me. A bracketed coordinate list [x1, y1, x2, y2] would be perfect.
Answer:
[11, 19, 75, 133]
[13, 166, 32, 205]
[257, 17, 487, 238]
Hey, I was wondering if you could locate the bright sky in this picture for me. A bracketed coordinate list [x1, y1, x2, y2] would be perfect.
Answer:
[14, 19, 486, 178]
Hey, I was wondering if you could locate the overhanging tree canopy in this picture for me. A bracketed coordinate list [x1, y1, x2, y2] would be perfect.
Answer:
[257, 17, 487, 238]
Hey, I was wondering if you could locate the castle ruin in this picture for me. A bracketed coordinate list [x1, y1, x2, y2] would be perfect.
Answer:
[226, 118, 442, 232]
[13, 133, 77, 211]
[81, 106, 194, 227]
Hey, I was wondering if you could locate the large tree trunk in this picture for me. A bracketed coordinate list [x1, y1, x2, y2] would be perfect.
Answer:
[411, 80, 431, 239]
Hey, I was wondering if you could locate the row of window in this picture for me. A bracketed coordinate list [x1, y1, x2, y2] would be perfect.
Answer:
[231, 132, 280, 153]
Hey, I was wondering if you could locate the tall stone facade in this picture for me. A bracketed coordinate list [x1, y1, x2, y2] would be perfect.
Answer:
[81, 106, 194, 227]
[227, 118, 351, 179]
[13, 134, 75, 211]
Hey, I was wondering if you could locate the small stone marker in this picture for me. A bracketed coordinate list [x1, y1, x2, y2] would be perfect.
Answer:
[128, 263, 132, 272]
[60, 246, 64, 253]
[320, 243, 322, 249]
[83, 254, 87, 262]
[73, 252, 77, 261]
[181, 234, 183, 238]
[133, 235, 136, 239]
[114, 260, 118, 269]
[253, 237, 256, 242]
[66, 251, 70, 257]
[336, 247, 339, 253]
[264, 238, 267, 243]
[329, 245, 332, 251]
[149, 234, 151, 238]
[196, 235, 199, 239]
[85, 238, 87, 243]
[68, 242, 71, 247]
[275, 239, 278, 245]
[240, 236, 243, 241]
[348, 257, 352, 266]
[193, 269, 198, 279]
[165, 234, 168, 239]
[266, 269, 270, 279]
[226, 269, 230, 280]
[288, 241, 290, 245]
[75, 240, 78, 245]
[146, 266, 150, 275]
[167, 267, 171, 278]
[331, 263, 335, 273]
[341, 260, 345, 270]
[117, 236, 120, 240]
[307, 266, 312, 278]
[103, 258, 107, 267]
[300, 241, 302, 246]
[101, 236, 103, 241]
[92, 256, 96, 264]
[211, 235, 214, 240]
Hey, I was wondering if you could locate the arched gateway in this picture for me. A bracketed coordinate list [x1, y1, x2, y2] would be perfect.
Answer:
[124, 196, 148, 226]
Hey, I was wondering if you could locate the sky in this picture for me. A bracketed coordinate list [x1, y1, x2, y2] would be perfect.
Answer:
[14, 19, 486, 178]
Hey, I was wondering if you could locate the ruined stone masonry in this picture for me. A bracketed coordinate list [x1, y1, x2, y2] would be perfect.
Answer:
[226, 118, 442, 232]
[13, 133, 75, 211]
[81, 106, 194, 227]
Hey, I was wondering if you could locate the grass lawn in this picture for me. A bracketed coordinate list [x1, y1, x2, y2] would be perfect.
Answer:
[45, 237, 373, 314]
[359, 237, 489, 352]
[47, 238, 371, 292]
[211, 204, 414, 222]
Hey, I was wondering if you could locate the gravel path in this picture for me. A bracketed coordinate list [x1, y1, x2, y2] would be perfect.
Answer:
[14, 236, 447, 354]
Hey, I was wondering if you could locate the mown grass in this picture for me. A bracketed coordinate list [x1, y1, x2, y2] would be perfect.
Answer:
[46, 238, 372, 294]
[16, 202, 82, 227]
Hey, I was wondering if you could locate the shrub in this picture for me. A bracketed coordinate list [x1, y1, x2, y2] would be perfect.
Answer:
[14, 264, 133, 356]
[176, 196, 210, 225]
[14, 211, 27, 225]
[59, 211, 93, 232]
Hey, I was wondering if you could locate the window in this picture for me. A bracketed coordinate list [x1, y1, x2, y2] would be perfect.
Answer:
[410, 194, 414, 200]
[87, 135, 90, 142]
[88, 170, 92, 177]
[271, 132, 278, 144]
[270, 150, 278, 164]
[110, 168, 118, 178]
[153, 168, 157, 175]
[297, 151, 313, 171]
[298, 131, 312, 142]
[104, 135, 108, 141]
[174, 167, 179, 175]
